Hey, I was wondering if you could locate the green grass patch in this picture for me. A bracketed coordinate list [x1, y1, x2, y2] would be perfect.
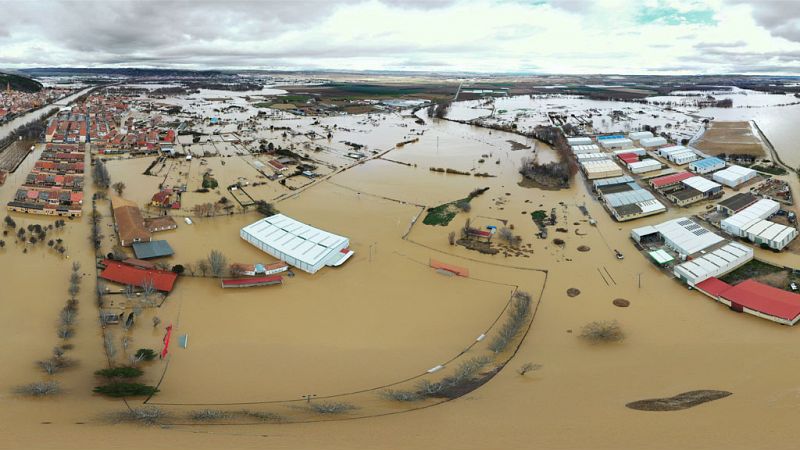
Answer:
[423, 198, 470, 226]
[751, 164, 787, 176]
[275, 94, 311, 104]
[719, 259, 785, 285]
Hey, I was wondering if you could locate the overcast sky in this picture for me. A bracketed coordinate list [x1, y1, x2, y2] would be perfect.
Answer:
[1, 0, 799, 74]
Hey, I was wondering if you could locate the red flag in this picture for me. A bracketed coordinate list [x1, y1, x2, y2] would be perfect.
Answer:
[161, 325, 173, 359]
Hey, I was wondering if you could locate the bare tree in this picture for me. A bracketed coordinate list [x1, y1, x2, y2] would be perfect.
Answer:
[197, 260, 210, 277]
[208, 250, 227, 277]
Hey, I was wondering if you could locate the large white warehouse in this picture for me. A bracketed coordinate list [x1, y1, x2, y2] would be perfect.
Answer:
[240, 214, 354, 274]
[713, 165, 757, 188]
[581, 159, 623, 180]
[629, 131, 654, 141]
[720, 198, 796, 250]
[673, 242, 753, 286]
[632, 217, 725, 258]
[598, 137, 634, 149]
[639, 136, 668, 148]
[568, 137, 593, 147]
[720, 198, 780, 236]
[571, 144, 600, 154]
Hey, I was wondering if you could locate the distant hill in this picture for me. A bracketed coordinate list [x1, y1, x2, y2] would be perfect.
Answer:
[19, 67, 222, 78]
[0, 72, 43, 93]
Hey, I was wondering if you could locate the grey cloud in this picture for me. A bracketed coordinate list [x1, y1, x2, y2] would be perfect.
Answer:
[728, 0, 800, 42]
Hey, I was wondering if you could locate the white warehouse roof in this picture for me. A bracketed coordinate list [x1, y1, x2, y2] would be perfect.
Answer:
[629, 131, 654, 140]
[568, 137, 593, 146]
[682, 176, 721, 194]
[654, 217, 725, 257]
[571, 144, 600, 154]
[240, 214, 353, 274]
[721, 199, 780, 237]
[640, 136, 668, 147]
[673, 242, 753, 285]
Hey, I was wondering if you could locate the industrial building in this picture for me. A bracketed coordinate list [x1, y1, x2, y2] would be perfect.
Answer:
[658, 145, 697, 165]
[649, 172, 694, 190]
[240, 214, 354, 274]
[629, 131, 654, 141]
[672, 242, 753, 285]
[665, 176, 723, 206]
[580, 159, 623, 180]
[695, 278, 800, 326]
[719, 198, 796, 250]
[597, 137, 634, 150]
[716, 193, 759, 215]
[593, 175, 634, 191]
[613, 148, 646, 156]
[570, 144, 600, 154]
[713, 165, 757, 188]
[631, 217, 725, 258]
[639, 136, 669, 148]
[567, 137, 593, 147]
[575, 152, 611, 163]
[627, 159, 662, 174]
[601, 184, 666, 222]
[689, 157, 726, 174]
[720, 198, 779, 236]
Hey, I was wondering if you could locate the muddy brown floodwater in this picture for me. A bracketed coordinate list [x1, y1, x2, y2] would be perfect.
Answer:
[2, 102, 800, 449]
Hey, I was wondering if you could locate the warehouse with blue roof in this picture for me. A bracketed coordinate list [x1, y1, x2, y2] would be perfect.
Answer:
[689, 157, 726, 175]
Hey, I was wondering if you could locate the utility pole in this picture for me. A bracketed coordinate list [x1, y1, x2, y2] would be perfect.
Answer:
[638, 272, 642, 289]
[302, 394, 316, 403]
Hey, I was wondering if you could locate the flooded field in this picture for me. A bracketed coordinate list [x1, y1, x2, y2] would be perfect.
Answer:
[5, 85, 800, 450]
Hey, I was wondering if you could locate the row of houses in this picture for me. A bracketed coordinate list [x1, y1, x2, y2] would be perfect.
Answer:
[6, 141, 86, 217]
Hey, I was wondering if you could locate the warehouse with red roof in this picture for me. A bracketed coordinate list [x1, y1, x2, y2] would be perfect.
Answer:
[695, 277, 800, 325]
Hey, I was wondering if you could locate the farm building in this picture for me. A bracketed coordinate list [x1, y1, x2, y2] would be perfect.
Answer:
[672, 242, 753, 285]
[580, 160, 623, 180]
[633, 217, 725, 258]
[628, 159, 662, 174]
[713, 165, 757, 188]
[629, 131, 654, 141]
[240, 214, 354, 274]
[132, 240, 174, 259]
[689, 157, 726, 174]
[112, 196, 151, 246]
[571, 144, 600, 154]
[720, 199, 780, 236]
[695, 278, 800, 325]
[567, 137, 593, 147]
[717, 193, 759, 215]
[99, 259, 178, 292]
[639, 136, 668, 148]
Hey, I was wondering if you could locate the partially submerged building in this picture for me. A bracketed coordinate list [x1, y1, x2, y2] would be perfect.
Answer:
[240, 214, 354, 274]
[695, 278, 800, 326]
[720, 199, 797, 250]
[639, 136, 669, 148]
[672, 242, 753, 285]
[632, 217, 725, 259]
[658, 145, 697, 165]
[580, 159, 623, 180]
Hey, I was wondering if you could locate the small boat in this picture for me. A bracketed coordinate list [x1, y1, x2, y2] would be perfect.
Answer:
[184, 217, 193, 225]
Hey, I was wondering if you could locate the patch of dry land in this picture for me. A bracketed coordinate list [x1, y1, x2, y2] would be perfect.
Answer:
[4, 89, 800, 450]
[694, 121, 766, 157]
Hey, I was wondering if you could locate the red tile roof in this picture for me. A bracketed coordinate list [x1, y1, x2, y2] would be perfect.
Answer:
[99, 259, 177, 292]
